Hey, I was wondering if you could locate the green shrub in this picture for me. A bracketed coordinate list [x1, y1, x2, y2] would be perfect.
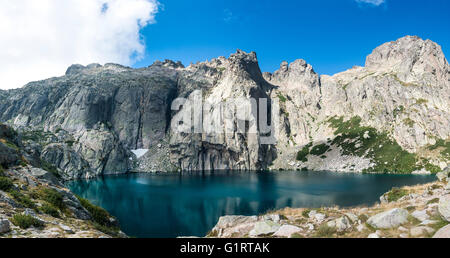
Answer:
[314, 224, 336, 238]
[76, 196, 111, 226]
[40, 203, 60, 218]
[76, 195, 120, 236]
[40, 160, 60, 178]
[277, 94, 287, 103]
[329, 116, 419, 173]
[427, 198, 440, 205]
[302, 209, 311, 218]
[386, 187, 409, 202]
[11, 214, 43, 229]
[429, 215, 450, 231]
[358, 214, 369, 223]
[36, 188, 65, 210]
[0, 176, 14, 191]
[9, 190, 36, 209]
[310, 144, 330, 156]
[296, 143, 312, 162]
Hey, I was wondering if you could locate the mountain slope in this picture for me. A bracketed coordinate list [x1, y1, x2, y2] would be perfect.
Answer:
[0, 36, 448, 179]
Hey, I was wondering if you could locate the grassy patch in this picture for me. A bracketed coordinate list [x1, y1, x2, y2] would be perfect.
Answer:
[11, 214, 43, 229]
[393, 105, 405, 117]
[296, 143, 312, 162]
[407, 215, 421, 226]
[328, 116, 420, 173]
[310, 144, 330, 156]
[277, 93, 287, 103]
[9, 190, 36, 209]
[314, 224, 336, 238]
[385, 187, 409, 202]
[40, 160, 60, 178]
[0, 176, 14, 191]
[76, 195, 120, 236]
[426, 198, 440, 205]
[40, 203, 61, 218]
[34, 187, 65, 210]
[415, 98, 428, 105]
[0, 138, 19, 151]
[358, 214, 369, 223]
[429, 215, 450, 231]
[302, 209, 312, 218]
[403, 118, 415, 127]
[428, 139, 450, 160]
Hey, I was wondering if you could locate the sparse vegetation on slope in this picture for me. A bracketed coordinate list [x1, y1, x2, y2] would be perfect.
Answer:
[328, 116, 439, 174]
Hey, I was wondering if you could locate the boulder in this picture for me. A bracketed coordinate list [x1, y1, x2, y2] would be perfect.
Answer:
[0, 142, 20, 167]
[210, 215, 259, 238]
[262, 214, 282, 223]
[249, 221, 281, 237]
[433, 224, 450, 238]
[357, 224, 367, 232]
[438, 194, 450, 222]
[437, 168, 449, 182]
[0, 190, 21, 208]
[345, 213, 359, 223]
[213, 216, 258, 231]
[368, 233, 380, 238]
[29, 167, 63, 187]
[335, 216, 351, 232]
[437, 171, 449, 182]
[367, 208, 409, 229]
[410, 226, 434, 237]
[314, 213, 326, 223]
[273, 225, 302, 238]
[0, 219, 11, 234]
[411, 210, 429, 222]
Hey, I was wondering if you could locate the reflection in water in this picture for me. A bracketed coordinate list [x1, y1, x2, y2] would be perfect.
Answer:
[67, 171, 435, 238]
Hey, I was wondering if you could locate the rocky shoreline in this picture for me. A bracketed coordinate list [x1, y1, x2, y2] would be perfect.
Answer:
[207, 168, 450, 238]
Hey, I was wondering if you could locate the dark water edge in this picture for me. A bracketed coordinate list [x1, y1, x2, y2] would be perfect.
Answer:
[67, 171, 436, 238]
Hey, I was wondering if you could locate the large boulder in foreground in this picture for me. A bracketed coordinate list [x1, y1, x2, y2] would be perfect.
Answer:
[367, 208, 409, 229]
[433, 224, 450, 238]
[0, 219, 11, 234]
[438, 194, 450, 222]
[249, 221, 281, 237]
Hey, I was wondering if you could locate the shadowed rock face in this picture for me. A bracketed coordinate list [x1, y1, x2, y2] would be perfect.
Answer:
[0, 36, 449, 179]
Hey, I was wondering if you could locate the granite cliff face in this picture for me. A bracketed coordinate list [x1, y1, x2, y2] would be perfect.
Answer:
[0, 36, 448, 179]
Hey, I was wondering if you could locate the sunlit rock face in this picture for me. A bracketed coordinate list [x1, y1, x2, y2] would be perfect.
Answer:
[0, 36, 448, 178]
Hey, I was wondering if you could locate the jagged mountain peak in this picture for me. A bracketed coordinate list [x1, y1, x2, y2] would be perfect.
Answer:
[65, 63, 131, 76]
[265, 59, 319, 90]
[365, 36, 448, 82]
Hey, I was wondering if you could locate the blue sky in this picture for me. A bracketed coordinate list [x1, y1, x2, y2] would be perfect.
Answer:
[134, 0, 450, 75]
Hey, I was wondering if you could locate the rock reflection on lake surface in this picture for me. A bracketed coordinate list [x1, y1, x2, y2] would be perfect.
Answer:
[67, 171, 435, 238]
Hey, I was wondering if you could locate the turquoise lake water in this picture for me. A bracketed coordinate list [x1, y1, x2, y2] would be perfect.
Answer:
[67, 171, 435, 238]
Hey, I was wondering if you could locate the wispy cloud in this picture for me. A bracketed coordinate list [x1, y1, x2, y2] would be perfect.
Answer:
[355, 0, 386, 6]
[0, 0, 159, 89]
[223, 9, 236, 23]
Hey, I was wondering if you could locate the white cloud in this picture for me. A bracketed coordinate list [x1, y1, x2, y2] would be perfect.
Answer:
[0, 0, 159, 89]
[355, 0, 386, 6]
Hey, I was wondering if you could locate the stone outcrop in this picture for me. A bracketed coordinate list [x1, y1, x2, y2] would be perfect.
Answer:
[0, 124, 126, 238]
[207, 178, 450, 238]
[367, 208, 409, 229]
[438, 194, 450, 222]
[0, 36, 448, 179]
